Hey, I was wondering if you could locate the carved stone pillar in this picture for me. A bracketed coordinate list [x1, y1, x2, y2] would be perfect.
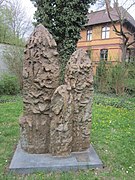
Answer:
[65, 49, 93, 152]
[20, 24, 60, 153]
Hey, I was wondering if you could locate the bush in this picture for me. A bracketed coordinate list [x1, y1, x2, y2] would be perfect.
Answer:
[108, 63, 127, 95]
[94, 61, 110, 93]
[125, 62, 135, 95]
[94, 61, 135, 96]
[0, 73, 20, 95]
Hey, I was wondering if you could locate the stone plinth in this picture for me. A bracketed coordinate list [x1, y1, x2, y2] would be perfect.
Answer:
[9, 143, 103, 174]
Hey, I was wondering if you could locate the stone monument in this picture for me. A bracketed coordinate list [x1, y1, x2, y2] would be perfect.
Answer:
[9, 24, 103, 173]
[20, 24, 93, 156]
[19, 24, 60, 153]
[50, 49, 93, 156]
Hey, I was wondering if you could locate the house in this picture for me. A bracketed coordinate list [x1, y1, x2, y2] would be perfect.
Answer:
[77, 6, 135, 74]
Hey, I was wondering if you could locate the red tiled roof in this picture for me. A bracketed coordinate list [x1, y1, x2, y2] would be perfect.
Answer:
[85, 6, 135, 28]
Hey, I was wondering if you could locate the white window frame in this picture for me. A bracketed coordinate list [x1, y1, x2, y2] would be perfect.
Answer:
[102, 26, 110, 39]
[87, 28, 92, 41]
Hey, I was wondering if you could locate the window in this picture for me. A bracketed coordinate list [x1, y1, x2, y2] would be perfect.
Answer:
[87, 28, 92, 41]
[102, 26, 110, 39]
[100, 49, 108, 61]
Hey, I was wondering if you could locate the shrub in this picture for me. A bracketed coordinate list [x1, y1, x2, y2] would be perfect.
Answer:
[0, 73, 20, 95]
[94, 61, 110, 93]
[125, 62, 135, 95]
[94, 61, 135, 96]
[108, 63, 127, 95]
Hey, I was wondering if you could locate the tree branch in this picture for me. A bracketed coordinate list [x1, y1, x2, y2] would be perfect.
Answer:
[105, 0, 120, 34]
[104, 0, 135, 61]
[127, 40, 135, 47]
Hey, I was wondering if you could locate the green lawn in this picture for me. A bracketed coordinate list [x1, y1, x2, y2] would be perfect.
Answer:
[0, 94, 135, 179]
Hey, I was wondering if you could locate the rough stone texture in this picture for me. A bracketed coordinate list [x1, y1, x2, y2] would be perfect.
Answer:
[20, 24, 60, 153]
[65, 49, 93, 152]
[50, 85, 73, 156]
[19, 24, 93, 157]
[49, 49, 93, 156]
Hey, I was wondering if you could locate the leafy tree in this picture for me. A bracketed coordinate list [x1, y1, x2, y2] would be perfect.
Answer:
[31, 0, 95, 80]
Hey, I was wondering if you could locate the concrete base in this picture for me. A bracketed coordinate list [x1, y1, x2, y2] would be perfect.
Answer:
[9, 143, 103, 174]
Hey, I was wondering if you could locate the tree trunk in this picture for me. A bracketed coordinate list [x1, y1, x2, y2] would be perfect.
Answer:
[121, 44, 127, 62]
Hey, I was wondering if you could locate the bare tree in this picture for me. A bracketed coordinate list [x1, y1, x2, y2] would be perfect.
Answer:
[3, 45, 24, 89]
[3, 0, 33, 39]
[105, 0, 135, 61]
[0, 0, 4, 6]
[1, 0, 34, 88]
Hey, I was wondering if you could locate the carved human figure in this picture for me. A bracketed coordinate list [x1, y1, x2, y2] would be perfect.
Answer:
[20, 24, 60, 153]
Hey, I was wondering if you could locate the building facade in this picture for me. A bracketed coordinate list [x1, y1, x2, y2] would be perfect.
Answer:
[77, 7, 135, 74]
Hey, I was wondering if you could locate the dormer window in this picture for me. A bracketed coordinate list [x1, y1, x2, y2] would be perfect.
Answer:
[87, 28, 92, 41]
[102, 26, 110, 39]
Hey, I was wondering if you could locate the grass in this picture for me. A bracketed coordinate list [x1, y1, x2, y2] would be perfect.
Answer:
[0, 94, 135, 179]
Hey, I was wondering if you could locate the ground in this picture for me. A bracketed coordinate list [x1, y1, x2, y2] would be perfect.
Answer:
[0, 94, 135, 179]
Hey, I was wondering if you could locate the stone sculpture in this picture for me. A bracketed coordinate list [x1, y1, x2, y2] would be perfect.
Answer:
[49, 49, 93, 156]
[65, 49, 93, 152]
[20, 24, 60, 153]
[50, 85, 73, 156]
[20, 24, 93, 156]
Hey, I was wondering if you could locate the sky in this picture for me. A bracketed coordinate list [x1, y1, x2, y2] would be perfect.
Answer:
[21, 0, 135, 21]
[91, 0, 135, 19]
[20, 0, 36, 21]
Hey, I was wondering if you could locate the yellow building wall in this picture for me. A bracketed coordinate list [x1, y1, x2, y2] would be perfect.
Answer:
[78, 23, 123, 63]
[77, 22, 135, 74]
[78, 23, 121, 42]
[91, 48, 121, 62]
[79, 30, 86, 42]
[92, 25, 101, 39]
[110, 23, 121, 38]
